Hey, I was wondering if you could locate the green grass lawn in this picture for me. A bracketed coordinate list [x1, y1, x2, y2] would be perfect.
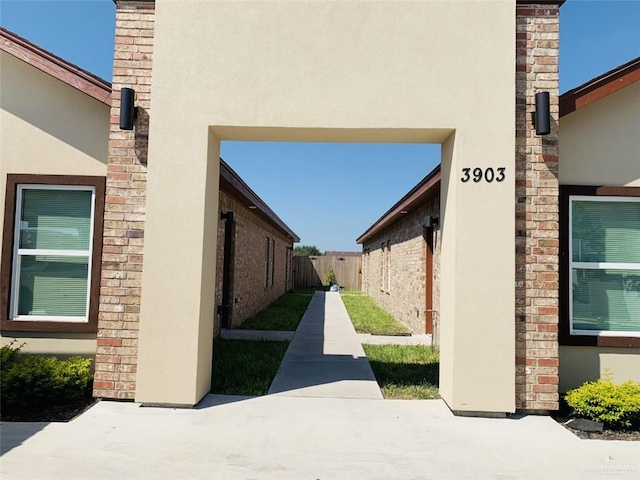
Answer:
[238, 292, 314, 331]
[211, 338, 289, 395]
[364, 344, 440, 399]
[340, 292, 409, 334]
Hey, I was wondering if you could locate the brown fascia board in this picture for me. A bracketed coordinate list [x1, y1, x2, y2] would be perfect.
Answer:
[516, 1, 566, 6]
[560, 57, 640, 118]
[0, 27, 112, 105]
[219, 159, 300, 243]
[356, 165, 441, 245]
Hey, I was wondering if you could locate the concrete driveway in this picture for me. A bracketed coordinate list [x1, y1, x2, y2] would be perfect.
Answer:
[2, 395, 639, 480]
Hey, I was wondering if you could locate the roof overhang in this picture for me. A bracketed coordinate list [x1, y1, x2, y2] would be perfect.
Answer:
[219, 159, 300, 243]
[0, 27, 112, 105]
[560, 57, 640, 117]
[357, 165, 441, 244]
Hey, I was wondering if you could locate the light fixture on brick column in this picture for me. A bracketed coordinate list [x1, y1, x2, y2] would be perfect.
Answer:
[533, 91, 551, 135]
[119, 87, 137, 130]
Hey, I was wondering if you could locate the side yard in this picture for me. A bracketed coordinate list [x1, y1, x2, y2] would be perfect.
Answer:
[237, 291, 314, 331]
[340, 291, 440, 400]
[340, 291, 409, 334]
[211, 290, 314, 395]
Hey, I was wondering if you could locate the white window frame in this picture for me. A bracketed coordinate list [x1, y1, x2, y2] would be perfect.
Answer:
[569, 195, 640, 337]
[10, 184, 96, 323]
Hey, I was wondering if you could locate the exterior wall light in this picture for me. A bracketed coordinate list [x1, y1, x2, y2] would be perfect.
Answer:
[533, 91, 551, 135]
[119, 87, 137, 130]
[424, 215, 439, 228]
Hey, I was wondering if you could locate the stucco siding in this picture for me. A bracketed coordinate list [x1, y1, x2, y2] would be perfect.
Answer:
[559, 81, 640, 186]
[0, 50, 109, 356]
[558, 79, 640, 390]
[559, 346, 640, 393]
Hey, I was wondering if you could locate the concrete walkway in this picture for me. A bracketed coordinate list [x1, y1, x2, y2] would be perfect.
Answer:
[3, 396, 639, 480]
[268, 291, 383, 399]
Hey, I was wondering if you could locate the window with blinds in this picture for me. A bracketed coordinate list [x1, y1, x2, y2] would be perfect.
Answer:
[569, 196, 640, 336]
[11, 185, 95, 322]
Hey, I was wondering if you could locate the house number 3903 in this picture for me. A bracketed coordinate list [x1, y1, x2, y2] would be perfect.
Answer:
[461, 167, 506, 183]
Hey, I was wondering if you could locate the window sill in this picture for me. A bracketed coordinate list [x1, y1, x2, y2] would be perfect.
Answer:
[1, 319, 97, 334]
[559, 334, 640, 348]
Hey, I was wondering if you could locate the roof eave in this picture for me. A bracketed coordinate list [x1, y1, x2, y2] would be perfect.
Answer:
[560, 57, 640, 117]
[219, 159, 300, 243]
[0, 27, 112, 106]
[357, 165, 441, 244]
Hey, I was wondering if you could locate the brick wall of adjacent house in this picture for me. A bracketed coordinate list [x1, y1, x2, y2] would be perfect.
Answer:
[362, 195, 440, 337]
[215, 191, 293, 333]
[515, 3, 561, 411]
[93, 0, 155, 400]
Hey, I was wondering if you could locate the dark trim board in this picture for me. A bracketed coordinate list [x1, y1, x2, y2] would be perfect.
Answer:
[560, 57, 640, 117]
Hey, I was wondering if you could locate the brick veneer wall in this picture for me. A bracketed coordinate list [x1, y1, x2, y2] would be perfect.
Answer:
[515, 3, 561, 411]
[362, 195, 440, 336]
[93, 0, 155, 399]
[215, 191, 293, 333]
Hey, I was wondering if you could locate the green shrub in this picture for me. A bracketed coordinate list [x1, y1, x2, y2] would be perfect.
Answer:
[0, 339, 24, 366]
[1, 341, 93, 414]
[565, 376, 640, 430]
[324, 267, 337, 286]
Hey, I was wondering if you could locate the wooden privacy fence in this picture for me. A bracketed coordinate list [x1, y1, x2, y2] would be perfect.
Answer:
[293, 255, 362, 291]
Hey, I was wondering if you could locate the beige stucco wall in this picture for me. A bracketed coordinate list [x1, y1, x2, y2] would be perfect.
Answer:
[138, 0, 515, 410]
[559, 81, 640, 186]
[0, 50, 109, 356]
[558, 80, 640, 391]
[559, 346, 640, 393]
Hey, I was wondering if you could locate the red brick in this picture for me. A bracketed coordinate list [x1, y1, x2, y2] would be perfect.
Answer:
[538, 358, 559, 367]
[97, 338, 123, 347]
[93, 381, 115, 390]
[538, 375, 559, 384]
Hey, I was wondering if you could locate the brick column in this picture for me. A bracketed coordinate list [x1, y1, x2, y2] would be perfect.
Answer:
[93, 0, 155, 400]
[515, 2, 561, 411]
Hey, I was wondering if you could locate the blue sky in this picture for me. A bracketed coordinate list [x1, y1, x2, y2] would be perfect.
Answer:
[1, 0, 639, 251]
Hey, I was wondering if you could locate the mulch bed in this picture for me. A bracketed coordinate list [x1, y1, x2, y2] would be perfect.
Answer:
[552, 399, 640, 441]
[0, 399, 98, 423]
[563, 427, 640, 441]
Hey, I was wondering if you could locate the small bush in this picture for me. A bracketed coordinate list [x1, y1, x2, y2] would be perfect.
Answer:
[324, 267, 337, 286]
[1, 341, 93, 415]
[565, 376, 640, 430]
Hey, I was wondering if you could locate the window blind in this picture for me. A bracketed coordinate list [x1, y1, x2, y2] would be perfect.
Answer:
[571, 198, 640, 334]
[19, 189, 92, 251]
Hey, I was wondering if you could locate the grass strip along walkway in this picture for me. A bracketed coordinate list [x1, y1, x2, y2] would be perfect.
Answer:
[211, 339, 289, 395]
[364, 344, 440, 399]
[211, 291, 314, 395]
[238, 292, 314, 331]
[341, 291, 439, 399]
[340, 291, 409, 334]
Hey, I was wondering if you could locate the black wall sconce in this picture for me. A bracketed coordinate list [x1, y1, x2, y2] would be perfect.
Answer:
[532, 91, 551, 136]
[119, 87, 137, 130]
[424, 215, 439, 229]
